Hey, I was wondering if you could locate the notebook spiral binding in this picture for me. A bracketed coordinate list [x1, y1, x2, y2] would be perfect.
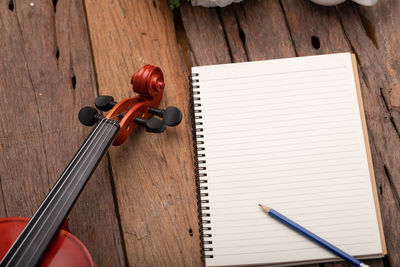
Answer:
[190, 72, 214, 260]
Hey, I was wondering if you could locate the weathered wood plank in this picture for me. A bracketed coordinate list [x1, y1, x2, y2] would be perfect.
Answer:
[84, 0, 202, 265]
[0, 0, 125, 266]
[218, 5, 248, 62]
[181, 2, 232, 66]
[336, 3, 400, 266]
[233, 1, 296, 61]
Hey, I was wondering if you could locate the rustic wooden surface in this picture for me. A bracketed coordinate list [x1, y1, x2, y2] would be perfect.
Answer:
[0, 0, 124, 266]
[0, 0, 399, 266]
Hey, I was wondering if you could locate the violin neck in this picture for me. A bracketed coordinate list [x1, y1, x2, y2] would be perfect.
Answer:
[0, 119, 119, 267]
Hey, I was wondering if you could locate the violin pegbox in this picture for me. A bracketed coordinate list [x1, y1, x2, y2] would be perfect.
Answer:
[78, 65, 182, 146]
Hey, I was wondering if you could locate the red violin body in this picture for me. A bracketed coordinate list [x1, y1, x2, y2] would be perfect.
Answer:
[0, 218, 95, 267]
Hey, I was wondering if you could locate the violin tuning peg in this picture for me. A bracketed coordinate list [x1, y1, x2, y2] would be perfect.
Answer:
[78, 106, 102, 126]
[148, 106, 182, 127]
[134, 117, 166, 133]
[94, 95, 117, 111]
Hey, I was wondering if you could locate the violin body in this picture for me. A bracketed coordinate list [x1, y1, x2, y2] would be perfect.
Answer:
[0, 218, 95, 267]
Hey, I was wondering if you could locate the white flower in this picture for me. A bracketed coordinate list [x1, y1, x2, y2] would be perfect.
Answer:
[191, 0, 243, 8]
[190, 0, 378, 7]
[310, 0, 378, 5]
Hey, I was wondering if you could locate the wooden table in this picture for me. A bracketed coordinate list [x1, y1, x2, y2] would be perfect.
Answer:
[0, 0, 399, 266]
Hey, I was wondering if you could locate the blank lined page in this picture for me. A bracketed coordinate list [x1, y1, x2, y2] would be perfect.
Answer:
[192, 53, 383, 266]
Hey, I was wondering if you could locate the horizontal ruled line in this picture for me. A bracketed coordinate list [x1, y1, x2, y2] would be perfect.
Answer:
[204, 119, 355, 137]
[210, 213, 370, 230]
[210, 181, 364, 198]
[210, 204, 369, 222]
[199, 83, 350, 100]
[210, 226, 372, 242]
[207, 219, 369, 237]
[209, 174, 363, 191]
[206, 154, 362, 172]
[206, 166, 364, 182]
[209, 188, 365, 204]
[198, 66, 346, 82]
[201, 107, 354, 129]
[213, 242, 376, 256]
[199, 130, 356, 148]
[202, 135, 359, 154]
[198, 71, 347, 90]
[214, 234, 374, 250]
[209, 196, 367, 211]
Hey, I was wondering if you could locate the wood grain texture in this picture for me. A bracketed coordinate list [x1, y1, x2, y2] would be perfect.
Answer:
[84, 0, 201, 265]
[180, 0, 399, 266]
[180, 3, 231, 66]
[0, 0, 125, 266]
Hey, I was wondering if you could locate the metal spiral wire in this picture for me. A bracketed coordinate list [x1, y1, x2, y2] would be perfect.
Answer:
[190, 73, 213, 259]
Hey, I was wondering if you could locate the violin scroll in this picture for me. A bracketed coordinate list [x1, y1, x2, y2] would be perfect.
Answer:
[78, 64, 182, 146]
[131, 65, 165, 98]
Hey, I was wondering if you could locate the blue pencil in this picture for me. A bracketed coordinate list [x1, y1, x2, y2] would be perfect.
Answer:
[258, 204, 369, 267]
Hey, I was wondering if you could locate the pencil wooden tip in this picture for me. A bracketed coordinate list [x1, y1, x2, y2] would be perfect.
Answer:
[258, 204, 271, 213]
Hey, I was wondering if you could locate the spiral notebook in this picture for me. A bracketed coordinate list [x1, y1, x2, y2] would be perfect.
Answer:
[191, 53, 386, 266]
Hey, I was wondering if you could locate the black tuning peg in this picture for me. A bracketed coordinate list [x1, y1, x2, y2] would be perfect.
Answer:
[148, 106, 182, 126]
[95, 95, 117, 111]
[78, 106, 103, 126]
[134, 117, 166, 133]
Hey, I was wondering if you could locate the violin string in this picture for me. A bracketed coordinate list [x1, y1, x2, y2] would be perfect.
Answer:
[20, 119, 113, 265]
[14, 119, 111, 265]
[23, 119, 114, 265]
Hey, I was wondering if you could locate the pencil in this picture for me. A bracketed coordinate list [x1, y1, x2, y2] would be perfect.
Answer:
[258, 204, 369, 267]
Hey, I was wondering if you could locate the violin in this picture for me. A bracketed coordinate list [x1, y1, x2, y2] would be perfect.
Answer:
[0, 65, 182, 267]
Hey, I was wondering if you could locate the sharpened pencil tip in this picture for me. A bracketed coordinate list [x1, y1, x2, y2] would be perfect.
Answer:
[258, 204, 271, 213]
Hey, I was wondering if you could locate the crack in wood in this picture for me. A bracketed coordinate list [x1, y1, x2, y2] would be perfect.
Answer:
[232, 5, 249, 61]
[383, 165, 400, 207]
[70, 53, 77, 89]
[81, 0, 101, 94]
[278, 1, 298, 57]
[106, 155, 130, 267]
[380, 88, 400, 138]
[52, 0, 58, 13]
[13, 11, 52, 188]
[174, 10, 195, 69]
[216, 8, 234, 63]
[389, 116, 400, 138]
[380, 88, 390, 111]
[357, 7, 378, 50]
